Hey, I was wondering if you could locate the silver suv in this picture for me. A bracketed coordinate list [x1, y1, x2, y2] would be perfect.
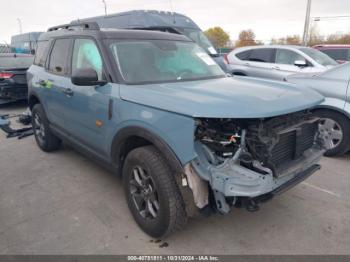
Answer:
[227, 45, 338, 81]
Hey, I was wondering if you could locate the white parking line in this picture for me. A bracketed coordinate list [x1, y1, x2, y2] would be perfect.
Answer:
[302, 182, 341, 198]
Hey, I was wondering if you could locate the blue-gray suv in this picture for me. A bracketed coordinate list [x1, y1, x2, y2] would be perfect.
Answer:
[27, 22, 326, 238]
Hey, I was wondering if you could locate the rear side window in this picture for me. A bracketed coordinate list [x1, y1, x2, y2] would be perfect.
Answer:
[48, 39, 71, 75]
[34, 41, 49, 67]
[235, 50, 251, 60]
[248, 48, 274, 63]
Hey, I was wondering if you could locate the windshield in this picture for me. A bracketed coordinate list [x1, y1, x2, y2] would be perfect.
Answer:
[299, 47, 338, 66]
[177, 28, 218, 55]
[108, 40, 225, 84]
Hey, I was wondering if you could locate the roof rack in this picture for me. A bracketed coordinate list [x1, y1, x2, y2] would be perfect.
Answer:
[47, 22, 100, 32]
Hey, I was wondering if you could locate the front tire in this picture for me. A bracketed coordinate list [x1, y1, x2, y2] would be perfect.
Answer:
[123, 146, 187, 238]
[32, 104, 61, 152]
[315, 109, 350, 157]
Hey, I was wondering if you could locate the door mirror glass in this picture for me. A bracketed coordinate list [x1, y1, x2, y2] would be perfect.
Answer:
[71, 68, 103, 86]
[294, 60, 307, 67]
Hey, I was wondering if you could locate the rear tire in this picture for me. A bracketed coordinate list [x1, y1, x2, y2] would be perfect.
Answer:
[32, 104, 61, 152]
[315, 109, 350, 157]
[123, 145, 187, 238]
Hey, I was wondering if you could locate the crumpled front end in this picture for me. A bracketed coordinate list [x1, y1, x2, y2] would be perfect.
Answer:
[185, 111, 326, 213]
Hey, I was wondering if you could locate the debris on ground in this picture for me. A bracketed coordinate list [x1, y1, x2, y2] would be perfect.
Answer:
[0, 108, 33, 139]
[159, 242, 169, 248]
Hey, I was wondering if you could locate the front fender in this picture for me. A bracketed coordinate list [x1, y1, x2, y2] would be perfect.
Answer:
[108, 99, 197, 172]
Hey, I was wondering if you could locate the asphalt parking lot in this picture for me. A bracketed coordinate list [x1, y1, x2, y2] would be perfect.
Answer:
[0, 102, 350, 255]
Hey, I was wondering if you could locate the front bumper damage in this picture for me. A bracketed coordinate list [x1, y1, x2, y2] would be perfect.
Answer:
[185, 140, 325, 214]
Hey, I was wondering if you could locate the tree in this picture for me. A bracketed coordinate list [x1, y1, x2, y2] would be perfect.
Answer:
[235, 29, 260, 47]
[326, 34, 350, 44]
[270, 35, 301, 45]
[285, 35, 301, 45]
[204, 27, 231, 49]
[307, 24, 324, 46]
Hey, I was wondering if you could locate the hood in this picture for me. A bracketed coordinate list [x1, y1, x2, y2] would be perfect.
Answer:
[120, 76, 324, 118]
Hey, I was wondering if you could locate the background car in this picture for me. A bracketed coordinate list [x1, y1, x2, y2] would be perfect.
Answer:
[227, 45, 338, 81]
[287, 62, 350, 156]
[72, 10, 228, 72]
[313, 45, 350, 64]
[0, 53, 34, 104]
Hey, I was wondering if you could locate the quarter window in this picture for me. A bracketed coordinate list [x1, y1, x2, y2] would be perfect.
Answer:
[275, 49, 306, 65]
[72, 39, 103, 80]
[48, 39, 71, 75]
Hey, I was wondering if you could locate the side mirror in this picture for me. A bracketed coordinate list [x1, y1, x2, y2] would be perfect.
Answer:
[294, 60, 307, 67]
[71, 68, 106, 86]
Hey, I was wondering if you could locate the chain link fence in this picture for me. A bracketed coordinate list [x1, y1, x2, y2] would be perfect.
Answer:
[0, 44, 12, 53]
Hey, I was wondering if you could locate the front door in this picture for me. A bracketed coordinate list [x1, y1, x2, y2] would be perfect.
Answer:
[62, 38, 112, 157]
[274, 49, 311, 81]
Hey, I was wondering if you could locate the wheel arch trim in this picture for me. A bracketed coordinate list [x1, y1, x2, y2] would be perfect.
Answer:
[28, 91, 43, 110]
[313, 104, 350, 120]
[111, 126, 184, 174]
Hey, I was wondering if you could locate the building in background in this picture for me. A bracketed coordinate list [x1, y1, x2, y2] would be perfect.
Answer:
[11, 32, 43, 54]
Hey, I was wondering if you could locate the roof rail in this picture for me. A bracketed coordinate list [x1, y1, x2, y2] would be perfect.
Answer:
[47, 22, 100, 32]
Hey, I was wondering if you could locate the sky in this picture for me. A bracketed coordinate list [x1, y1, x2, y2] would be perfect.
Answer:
[0, 0, 349, 44]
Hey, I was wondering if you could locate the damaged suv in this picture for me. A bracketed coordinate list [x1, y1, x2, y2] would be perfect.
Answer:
[27, 22, 326, 238]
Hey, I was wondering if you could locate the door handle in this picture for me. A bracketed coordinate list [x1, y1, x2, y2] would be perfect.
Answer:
[272, 66, 281, 70]
[62, 88, 74, 96]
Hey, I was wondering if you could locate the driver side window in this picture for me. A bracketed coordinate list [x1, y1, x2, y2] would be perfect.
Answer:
[275, 49, 308, 66]
[72, 39, 104, 80]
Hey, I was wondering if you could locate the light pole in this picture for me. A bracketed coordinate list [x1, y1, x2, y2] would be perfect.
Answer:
[302, 0, 312, 46]
[102, 0, 107, 16]
[17, 18, 22, 34]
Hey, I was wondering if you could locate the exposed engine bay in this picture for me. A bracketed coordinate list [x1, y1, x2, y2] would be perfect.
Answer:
[184, 111, 326, 214]
[195, 110, 324, 177]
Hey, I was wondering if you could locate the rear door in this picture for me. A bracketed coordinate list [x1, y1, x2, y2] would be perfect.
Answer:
[44, 38, 73, 129]
[243, 48, 278, 79]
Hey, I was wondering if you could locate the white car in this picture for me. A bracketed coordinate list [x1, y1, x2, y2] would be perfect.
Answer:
[227, 45, 338, 81]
